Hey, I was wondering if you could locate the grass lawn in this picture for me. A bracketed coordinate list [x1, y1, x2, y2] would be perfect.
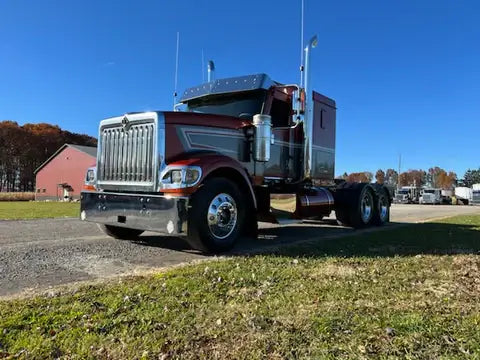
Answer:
[1, 215, 480, 359]
[0, 201, 80, 220]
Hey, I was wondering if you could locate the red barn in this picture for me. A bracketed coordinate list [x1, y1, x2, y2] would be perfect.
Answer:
[34, 144, 97, 201]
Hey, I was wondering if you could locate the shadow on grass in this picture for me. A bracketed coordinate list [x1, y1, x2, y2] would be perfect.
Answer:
[260, 220, 480, 258]
[134, 217, 480, 258]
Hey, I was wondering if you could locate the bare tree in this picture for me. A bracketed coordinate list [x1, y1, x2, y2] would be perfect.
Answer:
[375, 169, 385, 184]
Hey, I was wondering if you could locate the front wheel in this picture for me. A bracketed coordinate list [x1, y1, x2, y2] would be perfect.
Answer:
[187, 178, 245, 253]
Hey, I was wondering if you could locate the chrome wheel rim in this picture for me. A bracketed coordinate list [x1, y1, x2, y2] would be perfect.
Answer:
[207, 193, 238, 240]
[361, 192, 373, 224]
[379, 195, 389, 221]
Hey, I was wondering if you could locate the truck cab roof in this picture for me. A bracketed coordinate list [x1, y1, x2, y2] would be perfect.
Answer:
[180, 74, 280, 103]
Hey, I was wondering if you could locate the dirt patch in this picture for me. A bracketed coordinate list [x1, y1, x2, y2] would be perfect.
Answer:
[309, 262, 360, 280]
[453, 256, 480, 299]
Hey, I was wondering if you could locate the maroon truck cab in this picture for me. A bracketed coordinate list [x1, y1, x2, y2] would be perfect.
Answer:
[81, 39, 391, 253]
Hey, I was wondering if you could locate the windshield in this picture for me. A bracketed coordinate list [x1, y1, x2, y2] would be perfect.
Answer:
[185, 90, 266, 119]
[423, 190, 435, 194]
[398, 190, 409, 195]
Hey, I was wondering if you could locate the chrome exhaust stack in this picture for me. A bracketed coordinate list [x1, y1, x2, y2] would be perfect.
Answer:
[207, 60, 215, 82]
[303, 35, 318, 180]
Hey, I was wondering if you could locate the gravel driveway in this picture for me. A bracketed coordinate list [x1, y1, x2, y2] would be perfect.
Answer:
[1, 204, 479, 298]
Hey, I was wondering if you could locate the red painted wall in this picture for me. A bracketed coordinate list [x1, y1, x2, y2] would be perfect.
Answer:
[35, 147, 96, 200]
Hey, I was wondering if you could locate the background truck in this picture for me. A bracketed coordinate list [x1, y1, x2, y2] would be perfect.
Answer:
[394, 186, 420, 204]
[80, 35, 392, 253]
[419, 188, 442, 205]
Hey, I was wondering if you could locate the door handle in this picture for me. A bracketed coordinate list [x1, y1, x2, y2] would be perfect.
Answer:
[320, 109, 326, 130]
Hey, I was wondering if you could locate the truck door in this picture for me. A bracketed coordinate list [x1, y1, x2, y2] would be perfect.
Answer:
[262, 95, 299, 179]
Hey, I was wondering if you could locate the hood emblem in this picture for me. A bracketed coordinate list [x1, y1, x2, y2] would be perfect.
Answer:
[121, 116, 130, 130]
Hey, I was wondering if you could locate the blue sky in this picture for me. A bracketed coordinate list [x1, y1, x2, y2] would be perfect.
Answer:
[1, 0, 479, 177]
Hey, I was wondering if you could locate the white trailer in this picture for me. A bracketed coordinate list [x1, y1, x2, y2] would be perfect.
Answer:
[455, 187, 473, 205]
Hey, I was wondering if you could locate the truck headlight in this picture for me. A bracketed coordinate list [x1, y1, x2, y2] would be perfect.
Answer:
[171, 170, 183, 184]
[86, 169, 95, 182]
[160, 166, 202, 190]
[185, 168, 200, 185]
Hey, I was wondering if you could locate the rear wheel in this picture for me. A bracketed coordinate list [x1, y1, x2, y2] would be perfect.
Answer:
[335, 183, 375, 228]
[187, 178, 245, 253]
[353, 186, 375, 228]
[99, 224, 144, 240]
[372, 187, 390, 226]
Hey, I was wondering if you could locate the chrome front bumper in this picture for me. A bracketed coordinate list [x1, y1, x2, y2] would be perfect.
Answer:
[80, 191, 188, 235]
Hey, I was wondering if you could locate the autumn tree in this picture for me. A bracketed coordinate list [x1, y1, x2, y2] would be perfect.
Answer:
[399, 169, 426, 187]
[0, 121, 97, 192]
[375, 169, 385, 184]
[425, 167, 457, 189]
[385, 169, 398, 187]
[347, 172, 373, 183]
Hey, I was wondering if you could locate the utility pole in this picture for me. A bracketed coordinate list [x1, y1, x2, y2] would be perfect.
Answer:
[398, 153, 402, 190]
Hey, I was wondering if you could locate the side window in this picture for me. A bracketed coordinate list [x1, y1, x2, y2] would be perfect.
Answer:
[270, 98, 291, 128]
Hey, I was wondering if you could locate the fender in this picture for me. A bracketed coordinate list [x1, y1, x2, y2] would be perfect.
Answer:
[165, 153, 257, 209]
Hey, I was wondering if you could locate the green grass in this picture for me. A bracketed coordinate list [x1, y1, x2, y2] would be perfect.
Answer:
[1, 215, 480, 359]
[0, 201, 79, 220]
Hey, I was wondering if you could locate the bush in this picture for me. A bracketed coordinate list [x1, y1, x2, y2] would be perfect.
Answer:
[0, 192, 35, 201]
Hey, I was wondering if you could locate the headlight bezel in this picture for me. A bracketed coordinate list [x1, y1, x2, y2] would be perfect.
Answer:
[160, 165, 202, 190]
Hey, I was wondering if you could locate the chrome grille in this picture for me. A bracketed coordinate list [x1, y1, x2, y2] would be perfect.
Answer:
[98, 122, 155, 183]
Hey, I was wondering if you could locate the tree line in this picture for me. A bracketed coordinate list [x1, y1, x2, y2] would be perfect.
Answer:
[339, 166, 480, 190]
[0, 121, 97, 192]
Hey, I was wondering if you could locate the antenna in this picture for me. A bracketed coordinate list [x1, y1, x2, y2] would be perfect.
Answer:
[201, 49, 205, 82]
[300, 0, 305, 87]
[173, 32, 180, 109]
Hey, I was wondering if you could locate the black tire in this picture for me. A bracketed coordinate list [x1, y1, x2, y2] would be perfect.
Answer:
[99, 224, 144, 239]
[350, 185, 375, 228]
[334, 182, 353, 227]
[372, 187, 390, 226]
[334, 183, 375, 229]
[187, 178, 245, 253]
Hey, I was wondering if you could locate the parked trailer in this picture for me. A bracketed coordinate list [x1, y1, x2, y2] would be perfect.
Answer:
[472, 184, 480, 205]
[455, 187, 473, 205]
[80, 36, 392, 253]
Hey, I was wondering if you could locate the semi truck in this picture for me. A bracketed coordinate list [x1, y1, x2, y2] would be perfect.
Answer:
[419, 188, 442, 205]
[80, 36, 392, 253]
[394, 186, 420, 204]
